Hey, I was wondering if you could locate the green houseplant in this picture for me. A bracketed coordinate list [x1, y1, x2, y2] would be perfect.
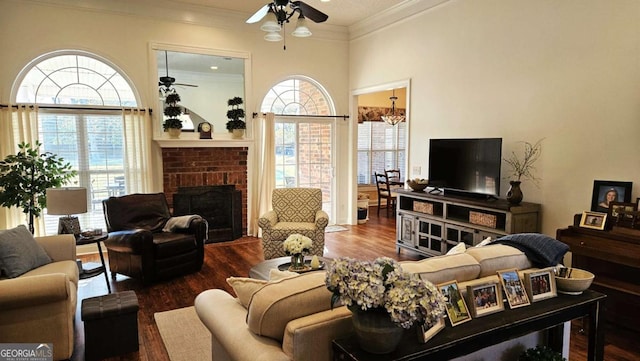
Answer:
[163, 92, 183, 137]
[519, 345, 566, 361]
[0, 141, 76, 233]
[225, 97, 246, 137]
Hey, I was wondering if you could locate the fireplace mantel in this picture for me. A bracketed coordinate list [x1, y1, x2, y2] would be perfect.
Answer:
[154, 134, 253, 148]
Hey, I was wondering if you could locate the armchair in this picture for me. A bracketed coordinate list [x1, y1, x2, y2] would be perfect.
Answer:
[102, 193, 207, 283]
[258, 188, 329, 259]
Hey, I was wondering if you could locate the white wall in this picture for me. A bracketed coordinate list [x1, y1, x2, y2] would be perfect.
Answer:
[350, 0, 640, 235]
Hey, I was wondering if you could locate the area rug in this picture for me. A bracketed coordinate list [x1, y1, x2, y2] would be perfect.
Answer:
[325, 225, 348, 233]
[154, 306, 211, 361]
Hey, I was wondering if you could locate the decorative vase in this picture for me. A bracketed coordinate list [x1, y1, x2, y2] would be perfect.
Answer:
[349, 307, 404, 354]
[232, 129, 244, 139]
[167, 128, 181, 139]
[506, 180, 523, 205]
[288, 253, 308, 272]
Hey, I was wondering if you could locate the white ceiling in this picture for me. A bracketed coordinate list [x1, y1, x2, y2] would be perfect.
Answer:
[171, 0, 407, 27]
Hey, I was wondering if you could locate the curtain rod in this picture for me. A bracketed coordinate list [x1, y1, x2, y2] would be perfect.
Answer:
[252, 112, 349, 120]
[0, 104, 152, 114]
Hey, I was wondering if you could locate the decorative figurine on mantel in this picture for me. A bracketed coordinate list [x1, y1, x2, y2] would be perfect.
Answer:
[225, 96, 246, 139]
[503, 138, 543, 205]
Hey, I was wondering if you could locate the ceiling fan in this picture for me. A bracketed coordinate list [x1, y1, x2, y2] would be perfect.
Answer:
[246, 0, 328, 26]
[158, 51, 198, 95]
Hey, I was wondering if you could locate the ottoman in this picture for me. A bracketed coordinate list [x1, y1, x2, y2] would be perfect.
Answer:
[81, 290, 139, 361]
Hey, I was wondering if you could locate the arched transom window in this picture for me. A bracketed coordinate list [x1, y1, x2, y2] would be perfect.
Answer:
[260, 76, 334, 115]
[16, 53, 137, 106]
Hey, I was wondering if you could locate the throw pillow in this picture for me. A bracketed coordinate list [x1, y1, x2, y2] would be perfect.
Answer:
[0, 225, 52, 278]
[446, 242, 466, 255]
[227, 270, 299, 308]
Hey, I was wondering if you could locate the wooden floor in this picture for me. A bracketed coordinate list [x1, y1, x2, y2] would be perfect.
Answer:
[74, 209, 640, 361]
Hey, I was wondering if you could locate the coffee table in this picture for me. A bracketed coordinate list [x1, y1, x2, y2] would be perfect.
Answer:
[249, 256, 330, 280]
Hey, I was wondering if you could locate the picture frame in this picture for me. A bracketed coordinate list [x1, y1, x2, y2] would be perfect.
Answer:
[437, 280, 472, 327]
[591, 180, 632, 213]
[608, 201, 638, 222]
[418, 318, 445, 343]
[466, 281, 504, 318]
[579, 211, 608, 230]
[497, 268, 530, 309]
[523, 268, 557, 302]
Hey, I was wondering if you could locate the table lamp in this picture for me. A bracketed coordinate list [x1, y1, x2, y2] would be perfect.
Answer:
[46, 187, 88, 235]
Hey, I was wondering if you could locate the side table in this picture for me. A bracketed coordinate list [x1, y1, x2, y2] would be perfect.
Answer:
[76, 234, 111, 293]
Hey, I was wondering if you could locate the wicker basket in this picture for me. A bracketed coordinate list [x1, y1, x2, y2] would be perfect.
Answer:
[413, 201, 434, 215]
[469, 211, 497, 228]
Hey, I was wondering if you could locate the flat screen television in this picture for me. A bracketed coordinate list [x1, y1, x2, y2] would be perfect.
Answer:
[428, 138, 502, 198]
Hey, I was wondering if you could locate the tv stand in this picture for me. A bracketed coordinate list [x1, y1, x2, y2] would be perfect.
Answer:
[428, 187, 443, 195]
[396, 189, 541, 257]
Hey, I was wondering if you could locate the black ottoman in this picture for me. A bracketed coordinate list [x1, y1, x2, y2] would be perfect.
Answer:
[81, 290, 139, 361]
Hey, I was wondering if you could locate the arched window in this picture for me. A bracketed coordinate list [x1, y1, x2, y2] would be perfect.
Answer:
[260, 76, 335, 219]
[15, 51, 139, 235]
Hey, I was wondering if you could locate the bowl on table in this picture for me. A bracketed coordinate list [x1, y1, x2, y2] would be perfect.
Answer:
[555, 267, 594, 295]
[406, 179, 429, 192]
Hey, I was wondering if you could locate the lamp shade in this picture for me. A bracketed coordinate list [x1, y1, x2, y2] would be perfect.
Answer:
[264, 31, 283, 42]
[260, 11, 281, 32]
[46, 187, 88, 215]
[292, 17, 312, 37]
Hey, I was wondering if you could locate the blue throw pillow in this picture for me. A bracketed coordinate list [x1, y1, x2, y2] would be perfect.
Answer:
[0, 225, 52, 278]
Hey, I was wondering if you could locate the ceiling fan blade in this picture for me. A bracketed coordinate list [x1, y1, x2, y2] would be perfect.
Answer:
[292, 1, 328, 23]
[246, 4, 270, 23]
[174, 83, 198, 88]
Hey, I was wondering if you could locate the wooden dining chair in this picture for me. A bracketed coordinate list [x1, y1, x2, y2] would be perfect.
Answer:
[375, 172, 397, 217]
[385, 169, 401, 184]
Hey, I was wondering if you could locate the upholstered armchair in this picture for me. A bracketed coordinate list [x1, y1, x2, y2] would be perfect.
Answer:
[102, 193, 207, 283]
[258, 188, 329, 260]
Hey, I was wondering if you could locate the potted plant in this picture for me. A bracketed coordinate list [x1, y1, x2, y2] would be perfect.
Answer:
[0, 141, 77, 233]
[503, 138, 543, 205]
[163, 92, 183, 138]
[225, 96, 246, 138]
[325, 257, 446, 354]
[519, 345, 566, 361]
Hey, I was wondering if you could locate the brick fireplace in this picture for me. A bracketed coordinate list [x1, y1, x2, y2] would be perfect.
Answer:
[161, 147, 248, 236]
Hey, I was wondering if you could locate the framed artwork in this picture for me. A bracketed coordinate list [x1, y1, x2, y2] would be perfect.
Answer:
[591, 180, 632, 213]
[523, 268, 557, 302]
[466, 281, 504, 318]
[579, 211, 607, 230]
[497, 268, 530, 309]
[437, 281, 472, 327]
[418, 318, 445, 343]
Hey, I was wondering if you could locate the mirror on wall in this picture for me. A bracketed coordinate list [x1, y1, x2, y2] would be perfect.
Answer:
[153, 45, 249, 136]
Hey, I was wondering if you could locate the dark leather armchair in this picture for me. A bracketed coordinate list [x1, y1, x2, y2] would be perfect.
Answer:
[102, 193, 206, 283]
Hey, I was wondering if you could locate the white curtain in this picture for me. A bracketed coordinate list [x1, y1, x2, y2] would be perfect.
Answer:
[122, 108, 154, 193]
[0, 105, 45, 234]
[249, 112, 275, 236]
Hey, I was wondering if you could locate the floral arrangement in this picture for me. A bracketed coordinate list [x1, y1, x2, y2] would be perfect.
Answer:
[283, 234, 312, 255]
[325, 257, 446, 329]
[503, 138, 543, 184]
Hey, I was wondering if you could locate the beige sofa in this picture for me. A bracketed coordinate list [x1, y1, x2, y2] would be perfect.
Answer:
[195, 244, 562, 361]
[0, 234, 79, 361]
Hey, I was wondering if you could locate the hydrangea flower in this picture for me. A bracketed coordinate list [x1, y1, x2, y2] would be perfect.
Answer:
[325, 257, 446, 329]
[283, 234, 313, 255]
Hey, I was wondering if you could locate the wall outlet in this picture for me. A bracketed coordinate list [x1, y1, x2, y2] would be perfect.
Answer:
[412, 166, 421, 176]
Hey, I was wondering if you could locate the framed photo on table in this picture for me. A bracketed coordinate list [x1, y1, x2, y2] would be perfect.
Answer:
[418, 318, 445, 343]
[591, 180, 632, 213]
[608, 201, 637, 222]
[497, 269, 530, 309]
[579, 211, 607, 230]
[523, 268, 557, 302]
[466, 281, 504, 318]
[437, 280, 472, 327]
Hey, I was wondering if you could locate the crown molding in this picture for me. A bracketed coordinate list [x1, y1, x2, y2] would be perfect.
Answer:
[349, 0, 451, 41]
[20, 0, 348, 42]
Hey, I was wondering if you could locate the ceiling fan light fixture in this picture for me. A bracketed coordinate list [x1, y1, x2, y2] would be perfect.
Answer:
[264, 31, 283, 42]
[260, 11, 281, 32]
[292, 16, 312, 37]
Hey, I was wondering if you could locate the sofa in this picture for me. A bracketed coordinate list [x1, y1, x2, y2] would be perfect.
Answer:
[102, 193, 207, 282]
[195, 238, 568, 361]
[0, 230, 79, 361]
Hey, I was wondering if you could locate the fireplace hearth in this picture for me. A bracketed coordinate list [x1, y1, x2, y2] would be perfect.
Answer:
[173, 185, 242, 243]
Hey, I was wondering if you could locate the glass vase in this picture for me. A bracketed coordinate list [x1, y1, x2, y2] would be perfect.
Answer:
[289, 253, 307, 271]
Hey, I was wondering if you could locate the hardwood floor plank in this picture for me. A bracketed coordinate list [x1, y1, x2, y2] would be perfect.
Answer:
[73, 208, 639, 361]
